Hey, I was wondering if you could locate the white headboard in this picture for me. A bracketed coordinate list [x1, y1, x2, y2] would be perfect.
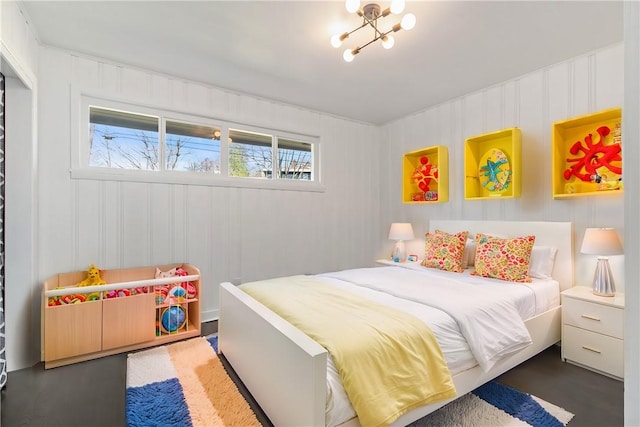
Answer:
[429, 220, 574, 291]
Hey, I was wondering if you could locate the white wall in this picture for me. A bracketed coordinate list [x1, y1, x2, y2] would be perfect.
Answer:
[1, 1, 38, 75]
[381, 43, 625, 292]
[623, 2, 639, 424]
[36, 46, 383, 329]
[0, 1, 40, 371]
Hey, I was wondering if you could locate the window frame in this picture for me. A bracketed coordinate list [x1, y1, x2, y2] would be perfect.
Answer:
[71, 91, 324, 192]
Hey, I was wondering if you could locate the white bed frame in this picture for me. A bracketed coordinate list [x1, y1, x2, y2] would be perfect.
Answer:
[219, 220, 574, 427]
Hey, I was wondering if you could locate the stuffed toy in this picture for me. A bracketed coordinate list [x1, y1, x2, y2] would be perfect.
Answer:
[155, 266, 196, 302]
[175, 267, 197, 299]
[155, 267, 177, 279]
[76, 264, 106, 287]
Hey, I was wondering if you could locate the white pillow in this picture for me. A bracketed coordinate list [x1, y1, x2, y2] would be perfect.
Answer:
[528, 246, 558, 279]
[461, 238, 476, 269]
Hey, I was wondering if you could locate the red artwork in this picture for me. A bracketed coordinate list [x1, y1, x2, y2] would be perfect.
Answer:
[411, 156, 438, 192]
[563, 126, 621, 183]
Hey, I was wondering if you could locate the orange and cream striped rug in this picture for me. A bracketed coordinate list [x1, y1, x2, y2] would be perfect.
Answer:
[126, 335, 261, 427]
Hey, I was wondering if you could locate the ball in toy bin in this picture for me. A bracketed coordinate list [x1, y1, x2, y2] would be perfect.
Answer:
[160, 305, 187, 333]
[168, 286, 187, 299]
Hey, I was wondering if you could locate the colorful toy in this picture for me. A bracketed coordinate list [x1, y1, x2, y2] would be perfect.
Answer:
[155, 285, 169, 304]
[86, 292, 101, 301]
[168, 286, 187, 300]
[160, 305, 187, 333]
[155, 267, 177, 279]
[76, 264, 107, 287]
[185, 282, 197, 299]
[154, 266, 196, 303]
[175, 267, 197, 299]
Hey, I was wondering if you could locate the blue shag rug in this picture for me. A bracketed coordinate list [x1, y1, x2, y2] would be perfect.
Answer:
[126, 334, 261, 427]
[410, 380, 574, 427]
[127, 334, 573, 427]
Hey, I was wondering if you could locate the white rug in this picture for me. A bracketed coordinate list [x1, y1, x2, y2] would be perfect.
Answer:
[410, 381, 574, 427]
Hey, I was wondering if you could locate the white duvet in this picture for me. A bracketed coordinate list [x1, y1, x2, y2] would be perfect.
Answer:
[314, 264, 560, 427]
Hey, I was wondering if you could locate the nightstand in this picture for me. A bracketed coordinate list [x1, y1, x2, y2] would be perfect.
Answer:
[561, 286, 624, 380]
[375, 259, 420, 266]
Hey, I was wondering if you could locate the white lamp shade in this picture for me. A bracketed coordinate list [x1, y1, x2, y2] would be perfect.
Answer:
[581, 228, 623, 256]
[388, 223, 414, 241]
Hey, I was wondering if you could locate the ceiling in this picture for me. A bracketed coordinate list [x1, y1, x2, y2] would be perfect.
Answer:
[19, 1, 623, 125]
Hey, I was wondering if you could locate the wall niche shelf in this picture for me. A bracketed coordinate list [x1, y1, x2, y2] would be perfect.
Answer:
[552, 108, 622, 199]
[464, 127, 521, 200]
[402, 145, 448, 204]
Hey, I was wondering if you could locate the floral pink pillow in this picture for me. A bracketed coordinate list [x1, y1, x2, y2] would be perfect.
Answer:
[472, 233, 535, 283]
[422, 230, 469, 273]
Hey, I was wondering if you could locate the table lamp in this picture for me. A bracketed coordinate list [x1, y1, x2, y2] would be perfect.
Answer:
[580, 228, 623, 297]
[388, 223, 414, 262]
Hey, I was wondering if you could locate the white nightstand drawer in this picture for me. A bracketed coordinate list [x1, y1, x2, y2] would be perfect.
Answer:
[563, 297, 623, 339]
[563, 324, 624, 378]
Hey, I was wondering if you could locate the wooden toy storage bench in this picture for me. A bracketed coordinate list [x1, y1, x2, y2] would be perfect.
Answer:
[42, 263, 201, 368]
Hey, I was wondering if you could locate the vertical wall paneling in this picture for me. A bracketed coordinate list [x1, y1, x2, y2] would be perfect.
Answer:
[149, 183, 171, 264]
[36, 46, 383, 330]
[382, 43, 625, 291]
[623, 2, 640, 423]
[595, 44, 624, 109]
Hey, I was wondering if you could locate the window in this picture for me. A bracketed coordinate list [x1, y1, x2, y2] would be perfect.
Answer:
[229, 129, 272, 178]
[165, 120, 221, 173]
[89, 107, 160, 170]
[73, 94, 321, 191]
[88, 107, 222, 173]
[277, 138, 312, 180]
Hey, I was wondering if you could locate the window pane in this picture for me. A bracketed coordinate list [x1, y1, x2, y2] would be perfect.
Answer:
[229, 129, 273, 178]
[89, 106, 159, 170]
[278, 138, 313, 180]
[166, 120, 221, 173]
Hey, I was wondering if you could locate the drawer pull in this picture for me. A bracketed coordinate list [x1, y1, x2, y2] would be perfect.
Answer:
[582, 345, 602, 354]
[581, 314, 601, 321]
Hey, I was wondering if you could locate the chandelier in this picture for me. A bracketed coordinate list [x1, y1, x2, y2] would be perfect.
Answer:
[331, 0, 416, 62]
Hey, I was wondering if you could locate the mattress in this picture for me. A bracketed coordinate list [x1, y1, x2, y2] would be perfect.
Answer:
[314, 265, 560, 426]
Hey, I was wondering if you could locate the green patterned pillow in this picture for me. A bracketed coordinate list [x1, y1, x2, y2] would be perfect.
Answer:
[472, 233, 535, 282]
[422, 230, 469, 273]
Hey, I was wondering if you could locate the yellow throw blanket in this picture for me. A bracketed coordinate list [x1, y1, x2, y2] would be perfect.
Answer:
[240, 275, 456, 427]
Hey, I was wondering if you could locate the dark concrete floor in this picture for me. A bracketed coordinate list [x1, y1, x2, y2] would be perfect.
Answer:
[1, 323, 623, 427]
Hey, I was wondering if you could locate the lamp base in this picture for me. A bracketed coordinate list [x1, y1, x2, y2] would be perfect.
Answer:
[592, 257, 616, 297]
[391, 240, 407, 263]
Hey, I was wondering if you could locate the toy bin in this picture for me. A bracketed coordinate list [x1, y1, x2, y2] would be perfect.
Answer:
[42, 263, 201, 368]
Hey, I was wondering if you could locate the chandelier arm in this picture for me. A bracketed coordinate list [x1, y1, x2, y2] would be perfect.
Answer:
[338, 2, 412, 60]
[358, 30, 388, 51]
[359, 12, 387, 39]
[346, 20, 370, 38]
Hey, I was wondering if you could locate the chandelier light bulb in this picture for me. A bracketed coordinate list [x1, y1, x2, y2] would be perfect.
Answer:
[401, 13, 416, 30]
[343, 48, 356, 62]
[345, 0, 360, 13]
[336, 1, 415, 61]
[390, 0, 405, 15]
[381, 35, 395, 49]
[331, 34, 343, 48]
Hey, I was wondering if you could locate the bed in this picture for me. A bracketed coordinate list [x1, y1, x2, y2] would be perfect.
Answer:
[218, 220, 574, 427]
